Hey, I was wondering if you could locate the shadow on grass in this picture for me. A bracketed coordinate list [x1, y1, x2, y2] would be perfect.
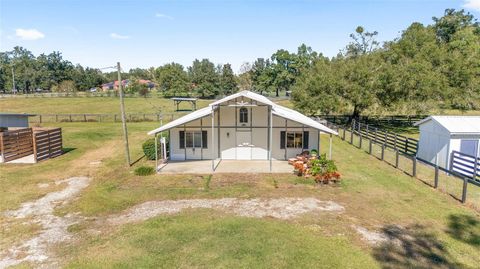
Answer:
[372, 224, 463, 269]
[62, 147, 76, 153]
[447, 214, 480, 247]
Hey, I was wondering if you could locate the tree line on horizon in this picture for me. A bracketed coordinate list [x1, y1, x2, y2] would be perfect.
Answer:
[0, 9, 478, 118]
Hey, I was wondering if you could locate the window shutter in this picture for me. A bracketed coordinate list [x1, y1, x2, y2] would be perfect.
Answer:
[303, 131, 309, 149]
[280, 131, 286, 149]
[179, 131, 185, 149]
[202, 131, 208, 148]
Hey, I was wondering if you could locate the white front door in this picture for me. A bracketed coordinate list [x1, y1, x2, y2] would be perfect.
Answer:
[236, 131, 252, 160]
[185, 131, 202, 160]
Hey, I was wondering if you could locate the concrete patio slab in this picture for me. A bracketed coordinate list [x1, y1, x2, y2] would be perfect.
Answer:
[157, 160, 292, 174]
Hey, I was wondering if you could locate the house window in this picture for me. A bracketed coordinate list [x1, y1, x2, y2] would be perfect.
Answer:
[280, 131, 309, 149]
[239, 107, 248, 123]
[179, 131, 207, 149]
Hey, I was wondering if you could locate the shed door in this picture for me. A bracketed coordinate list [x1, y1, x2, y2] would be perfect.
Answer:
[236, 131, 252, 160]
[460, 140, 479, 157]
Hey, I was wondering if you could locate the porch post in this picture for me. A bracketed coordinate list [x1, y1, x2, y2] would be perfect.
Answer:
[211, 107, 215, 171]
[317, 130, 320, 153]
[268, 105, 272, 172]
[329, 133, 333, 160]
[154, 132, 158, 171]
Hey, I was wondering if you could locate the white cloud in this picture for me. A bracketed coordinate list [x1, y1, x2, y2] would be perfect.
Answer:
[110, 33, 130, 39]
[15, 28, 45, 40]
[155, 13, 174, 19]
[463, 0, 480, 12]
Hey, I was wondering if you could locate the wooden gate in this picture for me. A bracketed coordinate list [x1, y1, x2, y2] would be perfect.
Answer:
[0, 128, 34, 162]
[33, 128, 63, 162]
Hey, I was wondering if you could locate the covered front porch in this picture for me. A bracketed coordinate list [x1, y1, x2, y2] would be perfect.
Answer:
[157, 160, 292, 174]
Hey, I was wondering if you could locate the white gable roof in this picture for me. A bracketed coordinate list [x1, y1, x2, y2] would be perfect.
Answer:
[148, 91, 337, 135]
[414, 116, 480, 134]
[272, 105, 337, 135]
[147, 106, 212, 135]
[209, 90, 275, 107]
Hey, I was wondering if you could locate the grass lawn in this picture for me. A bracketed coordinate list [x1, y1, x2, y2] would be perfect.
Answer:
[1, 119, 479, 268]
[0, 97, 212, 114]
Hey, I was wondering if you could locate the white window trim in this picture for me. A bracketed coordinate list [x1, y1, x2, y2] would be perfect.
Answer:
[286, 131, 303, 149]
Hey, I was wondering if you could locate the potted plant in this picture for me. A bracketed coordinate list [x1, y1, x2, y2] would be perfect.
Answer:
[308, 154, 341, 184]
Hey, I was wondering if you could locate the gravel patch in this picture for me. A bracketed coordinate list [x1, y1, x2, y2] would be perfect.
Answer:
[0, 177, 91, 269]
[353, 225, 388, 245]
[108, 197, 344, 225]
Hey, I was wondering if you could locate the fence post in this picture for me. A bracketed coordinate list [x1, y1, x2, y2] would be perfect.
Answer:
[412, 157, 417, 177]
[350, 126, 354, 144]
[394, 134, 397, 150]
[369, 138, 372, 154]
[473, 156, 478, 182]
[39, 115, 42, 123]
[84, 114, 87, 122]
[434, 165, 439, 189]
[55, 114, 58, 122]
[405, 138, 409, 154]
[342, 127, 346, 140]
[69, 115, 72, 122]
[381, 144, 385, 160]
[114, 114, 117, 122]
[375, 128, 378, 144]
[395, 149, 399, 168]
[359, 133, 363, 149]
[461, 177, 468, 204]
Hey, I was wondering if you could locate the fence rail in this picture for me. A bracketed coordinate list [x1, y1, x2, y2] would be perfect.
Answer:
[328, 119, 480, 209]
[319, 114, 428, 127]
[351, 121, 418, 156]
[451, 151, 480, 183]
[29, 113, 180, 123]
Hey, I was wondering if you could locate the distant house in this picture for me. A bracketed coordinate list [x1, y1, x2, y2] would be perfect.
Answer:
[414, 116, 480, 169]
[101, 79, 155, 91]
[0, 113, 35, 130]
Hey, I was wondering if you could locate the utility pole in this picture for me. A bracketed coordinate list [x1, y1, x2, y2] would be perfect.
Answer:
[117, 62, 131, 166]
[11, 66, 16, 94]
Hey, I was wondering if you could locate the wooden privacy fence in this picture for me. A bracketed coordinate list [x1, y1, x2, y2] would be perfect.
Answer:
[33, 128, 63, 162]
[0, 127, 63, 163]
[0, 128, 34, 162]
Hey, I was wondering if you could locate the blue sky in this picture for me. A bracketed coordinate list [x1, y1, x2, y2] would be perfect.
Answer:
[1, 0, 479, 72]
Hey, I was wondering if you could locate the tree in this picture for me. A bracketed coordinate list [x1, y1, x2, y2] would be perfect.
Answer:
[433, 9, 479, 43]
[251, 58, 275, 95]
[188, 59, 219, 98]
[292, 58, 340, 115]
[343, 26, 380, 58]
[219, 63, 237, 95]
[237, 62, 253, 91]
[156, 63, 190, 97]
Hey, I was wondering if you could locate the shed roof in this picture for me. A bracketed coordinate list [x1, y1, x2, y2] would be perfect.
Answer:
[0, 113, 36, 117]
[148, 91, 337, 135]
[414, 116, 480, 134]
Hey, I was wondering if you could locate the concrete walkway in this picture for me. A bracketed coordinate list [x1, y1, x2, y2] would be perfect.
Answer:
[157, 160, 292, 174]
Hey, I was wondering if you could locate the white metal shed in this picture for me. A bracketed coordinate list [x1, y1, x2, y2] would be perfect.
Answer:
[414, 116, 480, 169]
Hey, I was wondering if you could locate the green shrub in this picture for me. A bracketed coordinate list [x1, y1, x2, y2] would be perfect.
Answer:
[134, 166, 155, 176]
[142, 138, 157, 160]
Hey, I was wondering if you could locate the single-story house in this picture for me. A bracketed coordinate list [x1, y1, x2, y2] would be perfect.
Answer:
[414, 116, 480, 169]
[0, 113, 35, 129]
[148, 90, 337, 171]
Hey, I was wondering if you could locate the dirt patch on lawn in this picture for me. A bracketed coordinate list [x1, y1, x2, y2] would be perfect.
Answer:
[107, 198, 345, 225]
[0, 177, 91, 269]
